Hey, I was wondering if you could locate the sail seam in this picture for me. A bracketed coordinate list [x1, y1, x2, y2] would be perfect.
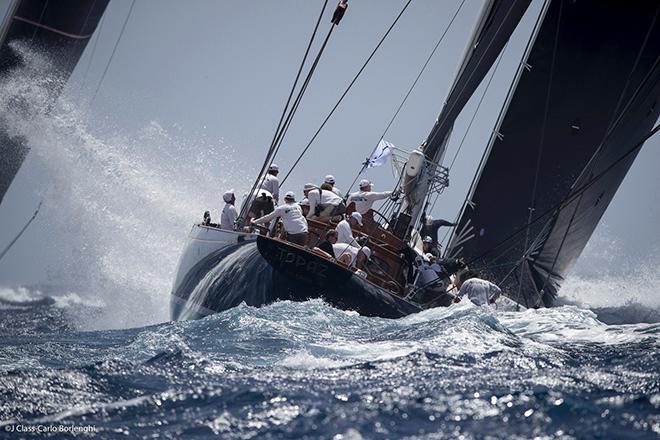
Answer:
[280, 0, 414, 185]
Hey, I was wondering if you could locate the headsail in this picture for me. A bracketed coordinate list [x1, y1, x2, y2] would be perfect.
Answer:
[401, 0, 532, 236]
[0, 0, 109, 205]
[448, 0, 660, 307]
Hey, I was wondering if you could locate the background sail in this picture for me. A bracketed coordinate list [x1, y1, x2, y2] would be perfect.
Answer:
[0, 0, 109, 205]
[448, 0, 660, 308]
[403, 0, 532, 234]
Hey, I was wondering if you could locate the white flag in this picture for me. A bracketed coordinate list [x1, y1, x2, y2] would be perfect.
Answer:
[367, 139, 394, 168]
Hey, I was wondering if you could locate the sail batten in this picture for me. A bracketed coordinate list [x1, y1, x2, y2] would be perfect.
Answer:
[449, 0, 660, 307]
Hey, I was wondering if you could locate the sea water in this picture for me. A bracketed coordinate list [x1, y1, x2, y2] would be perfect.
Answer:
[0, 294, 658, 439]
[0, 42, 659, 439]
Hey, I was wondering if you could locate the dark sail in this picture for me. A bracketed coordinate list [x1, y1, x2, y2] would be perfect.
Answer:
[423, 0, 532, 162]
[404, 0, 532, 231]
[0, 0, 109, 205]
[448, 0, 660, 307]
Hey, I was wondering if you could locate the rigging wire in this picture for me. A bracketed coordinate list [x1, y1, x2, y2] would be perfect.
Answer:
[280, 0, 414, 185]
[268, 26, 335, 169]
[345, 0, 467, 196]
[78, 0, 99, 36]
[0, 201, 42, 264]
[29, 0, 49, 41]
[238, 0, 330, 221]
[91, 0, 136, 101]
[81, 13, 105, 91]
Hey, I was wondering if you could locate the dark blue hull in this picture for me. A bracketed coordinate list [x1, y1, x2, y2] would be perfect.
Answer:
[170, 236, 420, 320]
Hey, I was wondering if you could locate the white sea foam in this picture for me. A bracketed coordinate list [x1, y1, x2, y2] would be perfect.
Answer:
[0, 41, 250, 329]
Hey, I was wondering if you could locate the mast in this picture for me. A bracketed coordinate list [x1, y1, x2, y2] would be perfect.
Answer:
[400, 0, 532, 239]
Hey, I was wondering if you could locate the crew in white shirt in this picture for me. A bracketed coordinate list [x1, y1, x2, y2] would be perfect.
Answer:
[456, 270, 502, 306]
[307, 184, 344, 219]
[253, 191, 308, 245]
[348, 179, 394, 214]
[220, 189, 237, 230]
[260, 163, 280, 203]
[324, 174, 342, 197]
[336, 212, 362, 248]
[332, 243, 371, 269]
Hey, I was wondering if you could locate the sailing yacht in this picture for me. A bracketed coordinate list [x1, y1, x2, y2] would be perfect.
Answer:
[170, 0, 660, 320]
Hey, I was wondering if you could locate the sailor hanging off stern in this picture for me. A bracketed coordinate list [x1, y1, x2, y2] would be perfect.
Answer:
[253, 191, 308, 246]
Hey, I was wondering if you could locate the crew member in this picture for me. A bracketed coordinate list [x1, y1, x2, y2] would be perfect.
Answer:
[332, 243, 371, 269]
[260, 163, 280, 203]
[242, 188, 275, 226]
[220, 189, 237, 230]
[348, 179, 397, 214]
[315, 229, 338, 258]
[299, 197, 310, 217]
[420, 214, 456, 247]
[336, 212, 362, 247]
[456, 270, 501, 306]
[324, 174, 342, 197]
[253, 191, 308, 245]
[422, 236, 440, 258]
[307, 184, 345, 219]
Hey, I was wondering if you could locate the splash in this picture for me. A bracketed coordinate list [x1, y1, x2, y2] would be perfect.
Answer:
[560, 224, 660, 324]
[0, 41, 251, 329]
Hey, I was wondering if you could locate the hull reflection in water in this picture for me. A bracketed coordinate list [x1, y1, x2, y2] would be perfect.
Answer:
[170, 225, 420, 320]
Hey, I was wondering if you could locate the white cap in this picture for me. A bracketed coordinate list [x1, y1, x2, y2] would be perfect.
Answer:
[423, 236, 433, 243]
[359, 179, 372, 189]
[324, 174, 335, 184]
[350, 211, 363, 226]
[303, 183, 317, 191]
[223, 189, 235, 203]
[269, 163, 279, 172]
[360, 246, 371, 259]
[284, 191, 296, 201]
[424, 253, 435, 260]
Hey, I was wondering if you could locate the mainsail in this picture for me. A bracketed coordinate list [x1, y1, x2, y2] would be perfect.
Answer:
[402, 0, 532, 235]
[0, 0, 109, 205]
[448, 0, 660, 307]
